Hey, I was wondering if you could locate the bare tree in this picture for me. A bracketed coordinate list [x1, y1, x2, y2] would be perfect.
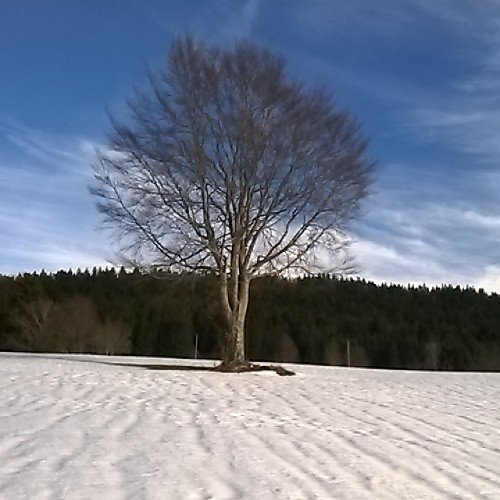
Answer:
[95, 319, 132, 356]
[92, 36, 373, 368]
[14, 298, 54, 352]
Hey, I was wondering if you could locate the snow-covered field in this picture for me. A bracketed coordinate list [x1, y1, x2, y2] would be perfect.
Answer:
[1, 353, 499, 500]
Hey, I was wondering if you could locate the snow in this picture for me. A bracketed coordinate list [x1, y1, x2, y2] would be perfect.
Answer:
[1, 353, 499, 500]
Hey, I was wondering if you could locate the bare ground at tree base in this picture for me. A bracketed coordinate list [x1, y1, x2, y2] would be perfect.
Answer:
[110, 360, 295, 376]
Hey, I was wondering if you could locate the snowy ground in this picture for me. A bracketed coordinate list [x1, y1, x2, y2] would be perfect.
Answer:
[0, 353, 499, 500]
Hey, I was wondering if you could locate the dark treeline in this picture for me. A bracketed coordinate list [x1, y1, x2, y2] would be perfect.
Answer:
[0, 268, 499, 371]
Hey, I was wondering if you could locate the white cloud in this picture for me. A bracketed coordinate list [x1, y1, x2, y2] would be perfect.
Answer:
[351, 158, 500, 292]
[0, 121, 109, 275]
[288, 1, 500, 293]
[475, 265, 500, 294]
[2, 4, 500, 294]
[352, 237, 452, 286]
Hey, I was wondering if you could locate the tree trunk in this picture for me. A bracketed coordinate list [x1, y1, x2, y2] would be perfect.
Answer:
[220, 274, 250, 365]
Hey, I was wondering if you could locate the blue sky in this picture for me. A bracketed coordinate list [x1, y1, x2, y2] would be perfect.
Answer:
[1, 0, 500, 291]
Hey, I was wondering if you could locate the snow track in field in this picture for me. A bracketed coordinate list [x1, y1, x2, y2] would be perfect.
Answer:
[0, 353, 499, 499]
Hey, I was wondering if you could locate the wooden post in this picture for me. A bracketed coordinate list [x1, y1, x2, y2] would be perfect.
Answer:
[194, 334, 199, 360]
[347, 339, 351, 367]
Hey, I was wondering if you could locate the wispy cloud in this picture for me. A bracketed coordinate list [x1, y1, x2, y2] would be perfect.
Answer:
[124, 0, 261, 42]
[0, 120, 109, 274]
[2, 1, 499, 293]
[192, 0, 261, 41]
[352, 161, 500, 290]
[285, 1, 500, 291]
[221, 0, 261, 40]
[398, 4, 500, 168]
[292, 0, 500, 40]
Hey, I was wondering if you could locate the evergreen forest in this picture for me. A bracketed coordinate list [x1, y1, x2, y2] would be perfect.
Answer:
[0, 268, 498, 371]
